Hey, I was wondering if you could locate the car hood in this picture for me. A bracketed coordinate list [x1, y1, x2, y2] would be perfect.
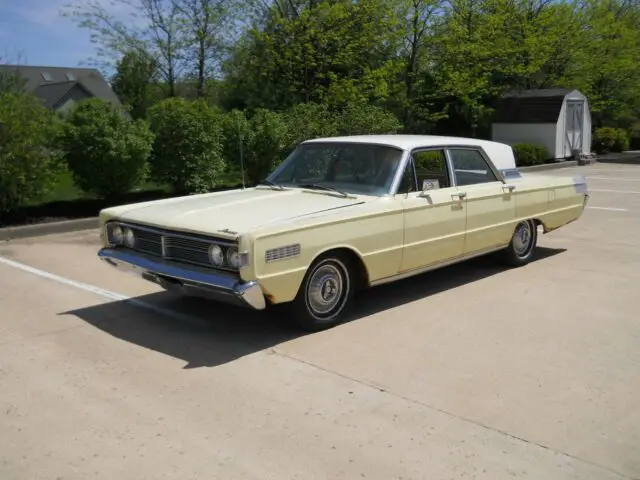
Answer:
[108, 187, 368, 236]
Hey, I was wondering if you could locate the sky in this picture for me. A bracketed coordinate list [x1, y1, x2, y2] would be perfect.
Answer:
[0, 0, 127, 68]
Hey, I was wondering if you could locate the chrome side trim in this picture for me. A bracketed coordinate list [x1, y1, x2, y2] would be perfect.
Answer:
[443, 147, 457, 187]
[98, 248, 266, 310]
[265, 243, 301, 263]
[369, 245, 507, 287]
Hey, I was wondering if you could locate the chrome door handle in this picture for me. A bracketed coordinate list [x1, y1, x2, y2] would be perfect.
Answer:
[451, 192, 467, 200]
[502, 184, 516, 192]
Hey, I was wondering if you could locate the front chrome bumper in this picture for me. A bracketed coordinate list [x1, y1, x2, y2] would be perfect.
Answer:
[98, 248, 266, 310]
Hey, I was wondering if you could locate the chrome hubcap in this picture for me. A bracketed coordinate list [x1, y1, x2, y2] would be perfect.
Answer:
[513, 222, 532, 256]
[307, 264, 345, 316]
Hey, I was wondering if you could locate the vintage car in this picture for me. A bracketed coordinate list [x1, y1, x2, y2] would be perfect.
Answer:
[98, 135, 588, 330]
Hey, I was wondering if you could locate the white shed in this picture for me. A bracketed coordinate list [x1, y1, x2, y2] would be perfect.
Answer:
[491, 88, 592, 160]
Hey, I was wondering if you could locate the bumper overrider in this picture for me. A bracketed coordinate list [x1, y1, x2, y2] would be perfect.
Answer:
[98, 248, 266, 310]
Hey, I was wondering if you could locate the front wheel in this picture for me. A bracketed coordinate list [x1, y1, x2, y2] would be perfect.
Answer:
[289, 253, 355, 331]
[500, 219, 538, 266]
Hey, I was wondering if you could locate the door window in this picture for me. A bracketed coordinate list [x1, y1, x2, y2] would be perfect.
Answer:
[448, 149, 499, 186]
[413, 149, 451, 190]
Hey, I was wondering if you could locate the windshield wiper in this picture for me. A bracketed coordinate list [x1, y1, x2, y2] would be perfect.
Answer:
[257, 179, 285, 191]
[297, 183, 349, 198]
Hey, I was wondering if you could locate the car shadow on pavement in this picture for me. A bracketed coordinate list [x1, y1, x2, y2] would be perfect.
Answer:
[351, 246, 566, 318]
[60, 246, 565, 369]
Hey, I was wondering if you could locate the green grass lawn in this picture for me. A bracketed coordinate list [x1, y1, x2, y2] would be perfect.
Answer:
[27, 168, 245, 207]
[2, 168, 245, 228]
[26, 171, 172, 206]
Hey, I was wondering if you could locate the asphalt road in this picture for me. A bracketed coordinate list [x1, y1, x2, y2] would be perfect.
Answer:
[1, 163, 638, 480]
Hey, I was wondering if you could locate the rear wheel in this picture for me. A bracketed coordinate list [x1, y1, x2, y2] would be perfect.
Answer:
[500, 219, 538, 266]
[289, 252, 355, 331]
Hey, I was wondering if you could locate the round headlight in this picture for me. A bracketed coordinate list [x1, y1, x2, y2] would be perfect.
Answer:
[123, 228, 135, 248]
[110, 224, 124, 245]
[226, 247, 240, 269]
[208, 244, 224, 266]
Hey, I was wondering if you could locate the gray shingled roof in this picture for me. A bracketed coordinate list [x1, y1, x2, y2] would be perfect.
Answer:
[34, 81, 82, 108]
[0, 64, 121, 108]
[493, 88, 574, 124]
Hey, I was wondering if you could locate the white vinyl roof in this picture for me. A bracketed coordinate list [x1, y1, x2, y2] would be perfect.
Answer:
[303, 134, 501, 150]
[302, 134, 517, 171]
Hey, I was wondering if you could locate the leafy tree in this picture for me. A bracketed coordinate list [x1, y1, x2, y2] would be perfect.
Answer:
[175, 0, 241, 98]
[336, 102, 402, 135]
[282, 102, 339, 153]
[391, 0, 445, 129]
[64, 0, 241, 99]
[428, 0, 514, 136]
[112, 50, 158, 119]
[63, 0, 188, 97]
[566, 0, 640, 128]
[222, 0, 403, 110]
[147, 97, 225, 192]
[60, 98, 154, 199]
[0, 93, 63, 213]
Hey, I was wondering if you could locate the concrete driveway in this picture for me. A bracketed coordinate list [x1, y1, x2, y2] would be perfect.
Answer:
[0, 163, 638, 480]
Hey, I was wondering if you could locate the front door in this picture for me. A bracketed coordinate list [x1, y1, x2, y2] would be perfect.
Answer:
[399, 149, 466, 272]
[564, 100, 584, 157]
[447, 148, 517, 255]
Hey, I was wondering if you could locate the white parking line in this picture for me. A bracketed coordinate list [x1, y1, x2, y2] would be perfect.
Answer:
[587, 206, 629, 212]
[0, 256, 202, 324]
[589, 168, 640, 173]
[590, 189, 640, 194]
[587, 176, 640, 181]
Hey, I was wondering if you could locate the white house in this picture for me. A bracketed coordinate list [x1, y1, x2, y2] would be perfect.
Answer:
[491, 88, 592, 160]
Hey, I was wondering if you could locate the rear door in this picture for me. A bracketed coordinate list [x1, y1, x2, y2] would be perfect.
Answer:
[447, 147, 517, 255]
[399, 148, 466, 272]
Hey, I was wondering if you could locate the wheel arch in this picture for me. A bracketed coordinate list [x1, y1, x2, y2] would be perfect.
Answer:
[532, 217, 546, 233]
[307, 245, 370, 293]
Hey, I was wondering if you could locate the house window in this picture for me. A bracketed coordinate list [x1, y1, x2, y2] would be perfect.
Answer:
[41, 72, 53, 81]
[65, 72, 76, 81]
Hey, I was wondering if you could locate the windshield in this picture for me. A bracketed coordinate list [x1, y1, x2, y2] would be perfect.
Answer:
[267, 142, 405, 196]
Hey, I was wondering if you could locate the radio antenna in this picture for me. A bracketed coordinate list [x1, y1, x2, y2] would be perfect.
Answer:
[237, 113, 246, 190]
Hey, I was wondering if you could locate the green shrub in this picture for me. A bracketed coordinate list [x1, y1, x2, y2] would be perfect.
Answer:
[221, 108, 292, 186]
[593, 127, 629, 153]
[615, 128, 630, 152]
[147, 98, 225, 193]
[59, 98, 154, 199]
[221, 109, 252, 185]
[0, 92, 63, 213]
[512, 143, 549, 166]
[282, 103, 339, 153]
[335, 102, 402, 136]
[245, 109, 289, 184]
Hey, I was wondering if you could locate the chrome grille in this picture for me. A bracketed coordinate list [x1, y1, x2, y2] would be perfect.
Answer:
[131, 229, 163, 256]
[117, 223, 237, 270]
[164, 236, 211, 266]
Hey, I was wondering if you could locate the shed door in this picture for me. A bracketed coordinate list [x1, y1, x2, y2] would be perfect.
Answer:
[565, 100, 584, 156]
